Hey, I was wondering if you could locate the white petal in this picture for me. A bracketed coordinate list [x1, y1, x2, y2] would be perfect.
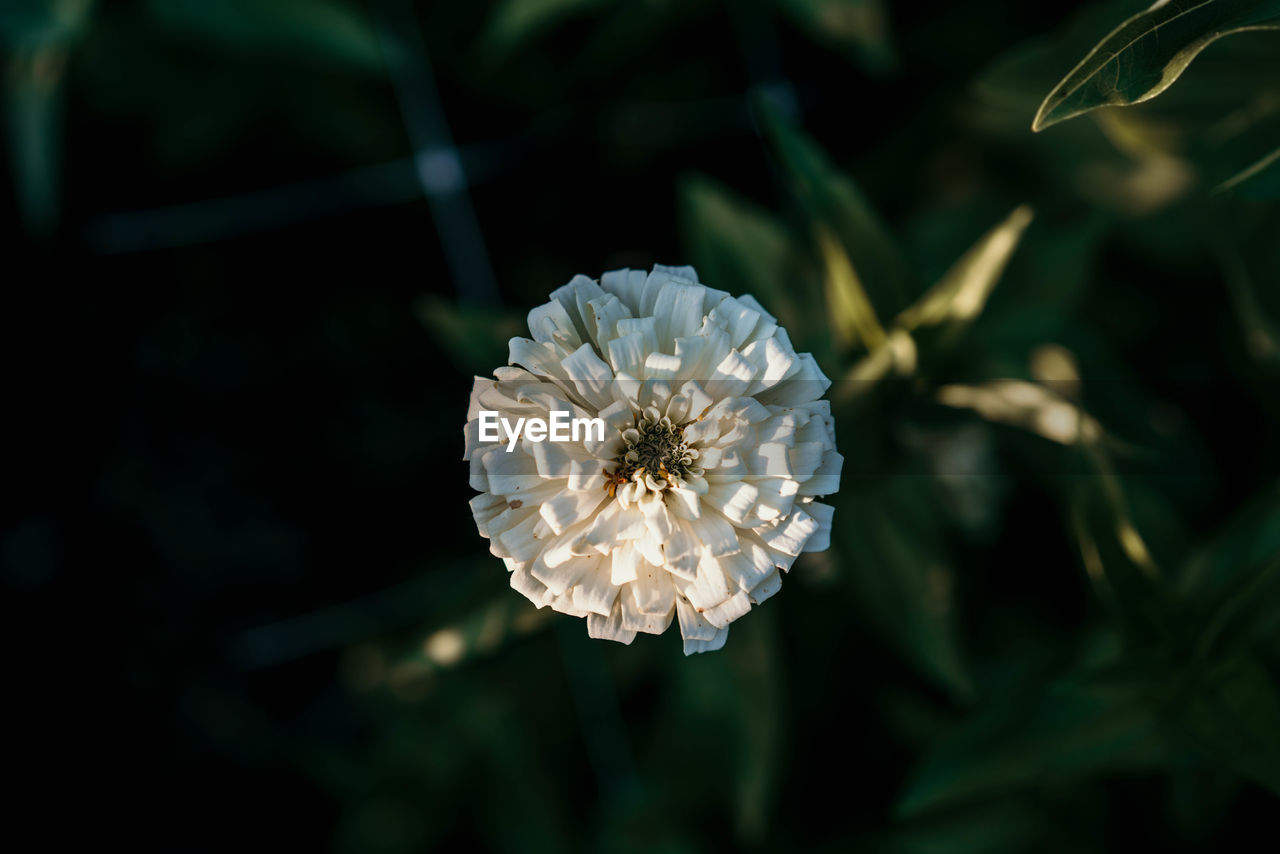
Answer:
[491, 512, 546, 561]
[787, 441, 826, 481]
[748, 568, 783, 605]
[798, 451, 843, 497]
[586, 599, 637, 644]
[619, 592, 674, 635]
[652, 263, 699, 283]
[610, 541, 640, 585]
[707, 298, 763, 348]
[561, 343, 616, 411]
[599, 268, 649, 314]
[755, 412, 801, 446]
[607, 332, 647, 378]
[666, 483, 701, 519]
[527, 297, 582, 349]
[635, 530, 667, 568]
[744, 442, 792, 477]
[799, 500, 835, 552]
[571, 564, 619, 616]
[630, 560, 677, 614]
[655, 281, 706, 345]
[678, 380, 716, 420]
[539, 489, 607, 535]
[741, 336, 795, 390]
[686, 551, 733, 611]
[756, 352, 832, 406]
[483, 448, 546, 497]
[747, 476, 800, 522]
[642, 351, 684, 383]
[676, 596, 720, 642]
[530, 550, 592, 595]
[510, 568, 554, 608]
[701, 590, 751, 628]
[704, 350, 756, 400]
[615, 505, 649, 541]
[639, 491, 673, 539]
[468, 492, 508, 538]
[758, 509, 819, 556]
[683, 628, 729, 655]
[580, 501, 621, 552]
[689, 511, 740, 557]
[704, 481, 758, 525]
[547, 274, 605, 340]
[663, 516, 703, 577]
[584, 293, 632, 348]
[719, 541, 775, 592]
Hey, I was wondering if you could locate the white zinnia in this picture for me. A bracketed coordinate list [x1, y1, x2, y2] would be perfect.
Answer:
[463, 264, 842, 654]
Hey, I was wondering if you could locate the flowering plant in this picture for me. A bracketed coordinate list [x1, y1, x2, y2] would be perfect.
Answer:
[464, 264, 842, 653]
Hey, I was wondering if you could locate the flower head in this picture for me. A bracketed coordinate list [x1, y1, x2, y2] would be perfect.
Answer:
[464, 264, 842, 653]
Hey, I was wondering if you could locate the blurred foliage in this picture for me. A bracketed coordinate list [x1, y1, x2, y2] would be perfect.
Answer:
[9, 0, 1280, 851]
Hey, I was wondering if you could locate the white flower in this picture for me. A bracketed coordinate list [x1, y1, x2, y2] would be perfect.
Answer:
[463, 264, 842, 654]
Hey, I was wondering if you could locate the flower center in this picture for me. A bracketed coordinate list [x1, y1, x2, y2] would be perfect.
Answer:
[605, 411, 699, 495]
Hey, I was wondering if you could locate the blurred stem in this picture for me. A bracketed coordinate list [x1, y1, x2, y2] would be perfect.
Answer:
[371, 0, 499, 306]
[555, 621, 640, 803]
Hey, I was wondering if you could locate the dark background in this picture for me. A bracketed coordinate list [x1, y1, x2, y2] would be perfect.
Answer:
[5, 0, 1279, 850]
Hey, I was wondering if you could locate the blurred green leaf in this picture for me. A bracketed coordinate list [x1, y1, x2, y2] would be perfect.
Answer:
[1033, 0, 1280, 132]
[1179, 483, 1280, 650]
[774, 0, 896, 76]
[1181, 483, 1280, 596]
[146, 0, 388, 72]
[1169, 653, 1280, 794]
[897, 206, 1033, 345]
[3, 0, 90, 236]
[415, 296, 524, 376]
[897, 670, 1170, 816]
[1215, 229, 1280, 367]
[874, 801, 1054, 854]
[759, 105, 912, 332]
[7, 46, 67, 236]
[836, 479, 974, 701]
[0, 0, 91, 47]
[678, 173, 808, 339]
[970, 213, 1108, 368]
[481, 0, 613, 60]
[724, 611, 785, 843]
[818, 223, 888, 351]
[1068, 449, 1181, 645]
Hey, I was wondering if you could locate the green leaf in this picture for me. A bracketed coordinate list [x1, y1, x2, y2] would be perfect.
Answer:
[897, 672, 1170, 816]
[1033, 0, 1280, 132]
[678, 173, 807, 338]
[1180, 483, 1280, 598]
[774, 0, 897, 76]
[835, 479, 974, 701]
[0, 0, 91, 47]
[896, 206, 1034, 341]
[146, 0, 388, 72]
[758, 105, 912, 336]
[7, 46, 67, 237]
[874, 799, 1053, 854]
[818, 223, 888, 351]
[415, 296, 524, 377]
[481, 0, 613, 60]
[1169, 654, 1280, 794]
[1179, 483, 1280, 650]
[1067, 454, 1181, 645]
